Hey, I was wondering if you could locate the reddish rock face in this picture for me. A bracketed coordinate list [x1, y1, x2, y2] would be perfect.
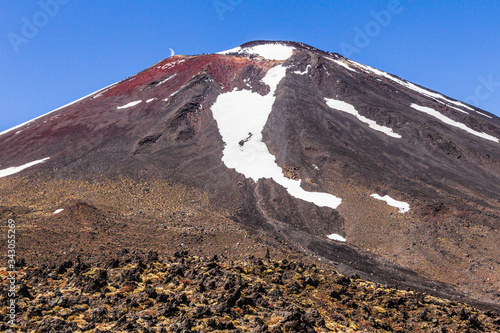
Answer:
[1, 41, 499, 311]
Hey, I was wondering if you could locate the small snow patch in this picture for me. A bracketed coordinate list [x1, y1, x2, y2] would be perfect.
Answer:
[370, 194, 410, 213]
[243, 78, 252, 88]
[327, 234, 347, 242]
[325, 98, 401, 138]
[293, 65, 311, 76]
[146, 98, 156, 103]
[161, 60, 185, 70]
[117, 100, 142, 109]
[53, 209, 64, 214]
[0, 157, 50, 179]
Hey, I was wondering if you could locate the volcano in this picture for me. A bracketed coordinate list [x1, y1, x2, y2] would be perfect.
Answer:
[1, 40, 499, 312]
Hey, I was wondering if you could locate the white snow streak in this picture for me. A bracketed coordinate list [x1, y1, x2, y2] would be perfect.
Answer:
[0, 157, 50, 179]
[156, 74, 177, 86]
[117, 100, 142, 109]
[327, 57, 357, 73]
[370, 194, 410, 213]
[53, 209, 64, 214]
[325, 98, 401, 138]
[169, 82, 191, 98]
[442, 103, 469, 114]
[410, 104, 499, 143]
[327, 234, 347, 242]
[475, 111, 493, 119]
[349, 60, 473, 113]
[212, 65, 342, 210]
[218, 44, 295, 61]
[92, 82, 119, 99]
[0, 82, 118, 138]
[146, 98, 156, 103]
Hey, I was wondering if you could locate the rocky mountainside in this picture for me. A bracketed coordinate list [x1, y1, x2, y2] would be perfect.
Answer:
[1, 40, 499, 319]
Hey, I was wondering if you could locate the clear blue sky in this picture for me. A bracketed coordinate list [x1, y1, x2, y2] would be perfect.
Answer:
[1, 1, 500, 133]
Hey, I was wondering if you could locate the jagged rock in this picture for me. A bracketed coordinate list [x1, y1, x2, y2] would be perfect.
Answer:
[304, 308, 325, 327]
[144, 285, 158, 299]
[17, 283, 32, 299]
[36, 318, 78, 333]
[169, 317, 194, 333]
[83, 269, 108, 293]
[56, 261, 73, 275]
[279, 306, 316, 333]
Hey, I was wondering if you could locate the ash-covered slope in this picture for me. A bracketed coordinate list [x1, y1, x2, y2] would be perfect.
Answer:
[1, 41, 499, 311]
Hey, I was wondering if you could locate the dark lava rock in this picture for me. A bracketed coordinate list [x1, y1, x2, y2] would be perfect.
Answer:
[304, 308, 325, 327]
[36, 318, 78, 333]
[279, 306, 316, 333]
[17, 283, 32, 299]
[169, 317, 194, 333]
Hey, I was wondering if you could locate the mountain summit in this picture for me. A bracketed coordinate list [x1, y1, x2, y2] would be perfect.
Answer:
[1, 41, 499, 311]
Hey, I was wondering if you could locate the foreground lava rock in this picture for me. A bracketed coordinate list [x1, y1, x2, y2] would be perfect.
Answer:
[1, 251, 499, 332]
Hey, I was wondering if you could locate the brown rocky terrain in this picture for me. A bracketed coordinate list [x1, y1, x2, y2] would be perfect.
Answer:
[1, 251, 499, 332]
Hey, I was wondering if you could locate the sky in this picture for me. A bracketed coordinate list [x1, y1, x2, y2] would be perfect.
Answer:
[1, 1, 500, 133]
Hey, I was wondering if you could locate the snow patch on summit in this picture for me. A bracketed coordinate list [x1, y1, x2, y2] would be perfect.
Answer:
[218, 43, 295, 61]
[212, 65, 342, 210]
